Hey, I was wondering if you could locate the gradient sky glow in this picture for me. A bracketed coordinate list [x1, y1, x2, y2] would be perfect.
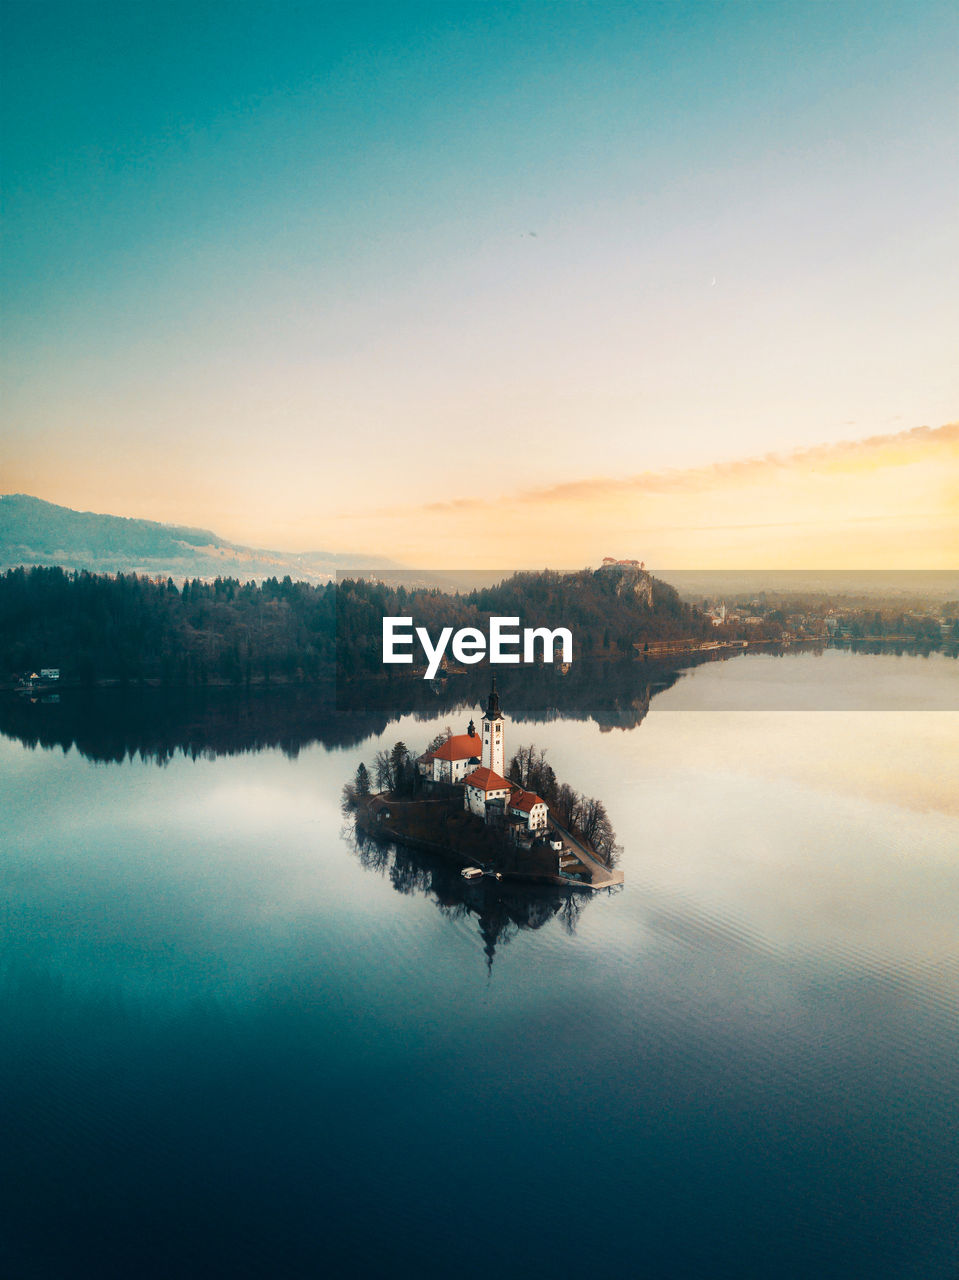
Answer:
[2, 1, 957, 565]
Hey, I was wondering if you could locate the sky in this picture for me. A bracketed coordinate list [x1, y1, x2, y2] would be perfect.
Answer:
[2, 0, 957, 567]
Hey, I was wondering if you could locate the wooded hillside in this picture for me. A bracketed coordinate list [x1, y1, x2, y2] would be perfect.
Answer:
[1, 564, 709, 685]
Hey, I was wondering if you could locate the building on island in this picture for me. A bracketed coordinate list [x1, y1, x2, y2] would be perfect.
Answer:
[508, 790, 548, 833]
[466, 680, 548, 839]
[418, 678, 550, 843]
[465, 766, 512, 817]
[369, 797, 392, 822]
[419, 720, 482, 784]
[481, 677, 505, 775]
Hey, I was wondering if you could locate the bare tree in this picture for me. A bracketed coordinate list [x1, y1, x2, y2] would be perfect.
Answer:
[578, 795, 620, 866]
[577, 795, 606, 845]
[373, 748, 394, 792]
[507, 744, 535, 788]
[425, 726, 454, 755]
[528, 751, 557, 803]
[555, 783, 581, 830]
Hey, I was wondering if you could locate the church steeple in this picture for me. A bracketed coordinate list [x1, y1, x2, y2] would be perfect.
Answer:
[484, 675, 502, 721]
[481, 676, 505, 775]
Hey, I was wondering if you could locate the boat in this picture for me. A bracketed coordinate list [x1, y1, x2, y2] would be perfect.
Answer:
[460, 866, 483, 881]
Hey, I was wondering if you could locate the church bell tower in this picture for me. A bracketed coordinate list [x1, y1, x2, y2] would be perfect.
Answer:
[482, 676, 505, 776]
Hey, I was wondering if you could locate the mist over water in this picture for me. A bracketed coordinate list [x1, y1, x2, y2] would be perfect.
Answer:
[2, 652, 958, 1278]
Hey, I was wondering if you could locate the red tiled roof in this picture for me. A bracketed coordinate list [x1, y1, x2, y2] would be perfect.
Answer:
[464, 766, 511, 792]
[430, 733, 482, 762]
[509, 790, 546, 812]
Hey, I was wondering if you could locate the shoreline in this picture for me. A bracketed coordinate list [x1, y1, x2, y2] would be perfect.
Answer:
[355, 795, 622, 894]
[4, 636, 953, 696]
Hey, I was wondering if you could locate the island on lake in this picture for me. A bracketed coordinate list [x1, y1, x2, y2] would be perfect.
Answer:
[345, 677, 624, 892]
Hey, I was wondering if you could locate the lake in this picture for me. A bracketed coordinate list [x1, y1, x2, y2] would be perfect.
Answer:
[2, 650, 958, 1279]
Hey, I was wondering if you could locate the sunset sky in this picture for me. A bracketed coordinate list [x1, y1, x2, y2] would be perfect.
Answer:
[2, 1, 957, 567]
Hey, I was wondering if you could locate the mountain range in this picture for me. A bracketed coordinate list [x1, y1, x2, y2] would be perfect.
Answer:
[0, 494, 393, 582]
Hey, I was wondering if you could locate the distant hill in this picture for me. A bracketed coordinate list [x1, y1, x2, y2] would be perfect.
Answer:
[0, 561, 706, 689]
[0, 494, 394, 582]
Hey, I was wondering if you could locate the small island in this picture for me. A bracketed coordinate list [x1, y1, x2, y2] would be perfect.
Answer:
[344, 678, 624, 891]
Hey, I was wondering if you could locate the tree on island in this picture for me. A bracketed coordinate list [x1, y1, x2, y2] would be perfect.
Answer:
[553, 782, 582, 831]
[372, 740, 415, 796]
[424, 727, 454, 754]
[390, 741, 415, 795]
[577, 796, 619, 864]
[507, 744, 556, 797]
[506, 744, 621, 868]
[341, 760, 372, 814]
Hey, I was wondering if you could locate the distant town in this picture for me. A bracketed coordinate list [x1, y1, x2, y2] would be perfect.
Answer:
[693, 593, 956, 648]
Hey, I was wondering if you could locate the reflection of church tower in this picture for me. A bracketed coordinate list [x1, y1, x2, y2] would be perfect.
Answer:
[482, 676, 505, 776]
[475, 894, 514, 976]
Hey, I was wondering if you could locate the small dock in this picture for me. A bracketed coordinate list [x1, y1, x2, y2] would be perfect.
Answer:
[548, 819, 624, 891]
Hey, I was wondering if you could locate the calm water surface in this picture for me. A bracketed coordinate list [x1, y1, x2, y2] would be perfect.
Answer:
[2, 652, 958, 1279]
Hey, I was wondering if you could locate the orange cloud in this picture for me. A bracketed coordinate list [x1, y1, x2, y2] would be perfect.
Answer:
[401, 422, 959, 516]
[342, 421, 957, 568]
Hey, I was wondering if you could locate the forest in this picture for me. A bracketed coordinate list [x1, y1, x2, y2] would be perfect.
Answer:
[0, 563, 709, 686]
[0, 566, 336, 686]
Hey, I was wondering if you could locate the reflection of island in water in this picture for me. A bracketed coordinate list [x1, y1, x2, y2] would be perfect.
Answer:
[350, 826, 608, 973]
[0, 658, 685, 764]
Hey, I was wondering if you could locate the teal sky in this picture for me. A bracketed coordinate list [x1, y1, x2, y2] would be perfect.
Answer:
[2, 1, 957, 556]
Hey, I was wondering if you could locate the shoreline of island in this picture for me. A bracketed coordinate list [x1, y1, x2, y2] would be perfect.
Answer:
[344, 678, 625, 895]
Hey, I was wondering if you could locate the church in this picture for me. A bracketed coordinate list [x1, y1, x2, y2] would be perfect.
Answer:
[419, 679, 548, 837]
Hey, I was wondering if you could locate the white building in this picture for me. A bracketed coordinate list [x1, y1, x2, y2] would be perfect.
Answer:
[422, 679, 551, 838]
[464, 678, 511, 816]
[481, 677, 505, 776]
[508, 789, 548, 833]
[464, 766, 513, 818]
[421, 720, 482, 783]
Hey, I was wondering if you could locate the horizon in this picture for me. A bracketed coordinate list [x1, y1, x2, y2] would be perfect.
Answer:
[3, 490, 957, 601]
[3, 415, 958, 570]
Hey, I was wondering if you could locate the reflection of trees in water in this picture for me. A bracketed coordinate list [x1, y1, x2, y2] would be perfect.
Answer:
[349, 658, 671, 735]
[0, 659, 681, 765]
[8, 642, 933, 766]
[0, 685, 384, 764]
[350, 828, 601, 973]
